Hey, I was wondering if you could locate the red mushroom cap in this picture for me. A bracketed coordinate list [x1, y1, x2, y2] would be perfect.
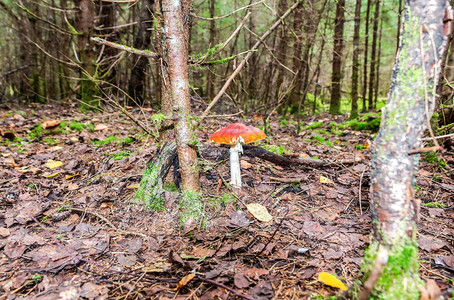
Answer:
[210, 123, 266, 145]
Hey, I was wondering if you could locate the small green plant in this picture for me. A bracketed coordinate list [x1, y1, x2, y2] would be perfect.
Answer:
[263, 144, 288, 155]
[354, 143, 366, 150]
[112, 150, 131, 160]
[68, 121, 87, 132]
[92, 136, 119, 146]
[312, 135, 326, 143]
[28, 124, 44, 140]
[32, 274, 42, 283]
[307, 122, 323, 130]
[43, 137, 60, 146]
[423, 152, 447, 167]
[421, 202, 446, 208]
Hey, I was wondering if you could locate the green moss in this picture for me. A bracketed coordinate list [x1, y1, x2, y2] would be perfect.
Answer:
[28, 124, 44, 140]
[307, 122, 323, 129]
[262, 144, 288, 155]
[422, 152, 447, 167]
[43, 137, 60, 146]
[136, 164, 166, 210]
[69, 121, 87, 132]
[179, 190, 204, 224]
[362, 237, 423, 299]
[112, 150, 131, 160]
[421, 202, 446, 208]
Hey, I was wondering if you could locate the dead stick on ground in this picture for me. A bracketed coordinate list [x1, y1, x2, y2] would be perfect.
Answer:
[200, 0, 302, 118]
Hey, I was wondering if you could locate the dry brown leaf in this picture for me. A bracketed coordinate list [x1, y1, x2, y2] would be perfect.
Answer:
[240, 160, 253, 169]
[94, 124, 108, 131]
[176, 273, 195, 290]
[41, 119, 61, 129]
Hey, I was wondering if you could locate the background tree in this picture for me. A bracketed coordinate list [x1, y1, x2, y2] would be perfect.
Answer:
[350, 0, 362, 119]
[329, 0, 345, 115]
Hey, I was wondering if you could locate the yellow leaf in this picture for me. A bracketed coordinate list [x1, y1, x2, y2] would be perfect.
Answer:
[127, 184, 139, 189]
[45, 160, 63, 169]
[246, 203, 273, 222]
[45, 172, 60, 178]
[318, 272, 347, 291]
[65, 172, 80, 180]
[319, 175, 333, 184]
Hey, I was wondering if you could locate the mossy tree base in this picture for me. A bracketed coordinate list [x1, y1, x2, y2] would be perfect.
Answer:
[136, 141, 177, 210]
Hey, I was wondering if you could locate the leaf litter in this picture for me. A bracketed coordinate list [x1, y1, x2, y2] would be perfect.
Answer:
[0, 104, 453, 299]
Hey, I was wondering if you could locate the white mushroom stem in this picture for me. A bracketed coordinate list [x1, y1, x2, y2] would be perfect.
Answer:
[230, 137, 244, 188]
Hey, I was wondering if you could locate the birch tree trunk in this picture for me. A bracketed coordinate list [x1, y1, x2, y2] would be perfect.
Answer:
[162, 0, 199, 193]
[357, 1, 451, 298]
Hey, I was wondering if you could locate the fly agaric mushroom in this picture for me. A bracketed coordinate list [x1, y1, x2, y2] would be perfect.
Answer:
[210, 123, 265, 188]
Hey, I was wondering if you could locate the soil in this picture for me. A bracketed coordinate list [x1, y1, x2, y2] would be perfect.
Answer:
[0, 103, 453, 299]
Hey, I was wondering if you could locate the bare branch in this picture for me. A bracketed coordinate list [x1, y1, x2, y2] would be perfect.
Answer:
[191, 0, 264, 20]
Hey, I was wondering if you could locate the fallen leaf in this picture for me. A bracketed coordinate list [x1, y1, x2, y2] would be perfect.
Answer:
[44, 172, 60, 178]
[176, 273, 195, 290]
[41, 119, 61, 129]
[240, 160, 253, 169]
[94, 124, 108, 131]
[246, 203, 272, 222]
[65, 172, 80, 180]
[320, 175, 333, 184]
[318, 272, 347, 291]
[45, 160, 63, 169]
[234, 272, 250, 289]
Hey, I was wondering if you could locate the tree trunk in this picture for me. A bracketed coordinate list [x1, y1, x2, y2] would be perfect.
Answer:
[274, 0, 288, 101]
[329, 0, 345, 115]
[350, 0, 362, 119]
[373, 7, 383, 109]
[206, 0, 216, 99]
[95, 0, 118, 87]
[362, 0, 372, 111]
[162, 0, 199, 193]
[288, 3, 303, 110]
[128, 0, 154, 106]
[74, 0, 99, 109]
[358, 1, 451, 298]
[368, 0, 380, 111]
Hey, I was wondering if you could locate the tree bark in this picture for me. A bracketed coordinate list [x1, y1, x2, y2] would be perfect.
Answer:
[329, 0, 345, 115]
[362, 0, 372, 111]
[288, 3, 303, 109]
[162, 0, 199, 192]
[274, 0, 288, 101]
[206, 0, 216, 99]
[368, 0, 380, 111]
[350, 0, 362, 119]
[359, 1, 451, 298]
[128, 0, 154, 106]
[74, 0, 99, 109]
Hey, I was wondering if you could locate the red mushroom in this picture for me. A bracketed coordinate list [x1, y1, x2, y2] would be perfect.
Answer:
[210, 123, 265, 188]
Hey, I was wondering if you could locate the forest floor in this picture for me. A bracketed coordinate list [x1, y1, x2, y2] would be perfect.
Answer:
[0, 102, 453, 300]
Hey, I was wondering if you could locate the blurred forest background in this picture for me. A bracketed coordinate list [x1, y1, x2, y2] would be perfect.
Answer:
[0, 0, 453, 126]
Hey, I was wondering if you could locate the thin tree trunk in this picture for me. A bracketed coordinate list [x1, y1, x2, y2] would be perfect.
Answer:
[128, 0, 154, 106]
[206, 0, 216, 99]
[368, 0, 380, 111]
[357, 1, 451, 298]
[162, 0, 199, 192]
[329, 0, 345, 115]
[350, 0, 361, 119]
[373, 5, 383, 109]
[362, 0, 372, 111]
[396, 0, 403, 54]
[274, 0, 288, 100]
[288, 2, 303, 110]
[74, 0, 99, 109]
